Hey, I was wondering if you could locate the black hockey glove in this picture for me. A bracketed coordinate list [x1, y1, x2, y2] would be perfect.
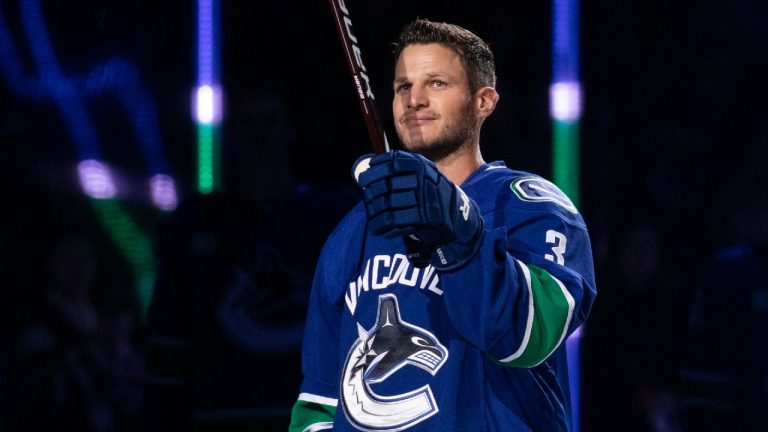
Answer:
[353, 150, 484, 271]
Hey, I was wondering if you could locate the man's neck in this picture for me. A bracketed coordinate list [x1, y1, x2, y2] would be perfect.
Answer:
[435, 143, 484, 185]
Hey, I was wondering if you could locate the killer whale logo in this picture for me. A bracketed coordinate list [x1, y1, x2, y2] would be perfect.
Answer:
[341, 294, 448, 431]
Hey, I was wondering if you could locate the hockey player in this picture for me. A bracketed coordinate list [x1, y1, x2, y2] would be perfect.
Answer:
[290, 19, 596, 431]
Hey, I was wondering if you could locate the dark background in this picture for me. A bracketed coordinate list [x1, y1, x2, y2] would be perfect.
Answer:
[1, 0, 767, 431]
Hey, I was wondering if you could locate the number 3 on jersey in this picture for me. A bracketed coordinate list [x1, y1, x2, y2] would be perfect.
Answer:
[545, 230, 567, 265]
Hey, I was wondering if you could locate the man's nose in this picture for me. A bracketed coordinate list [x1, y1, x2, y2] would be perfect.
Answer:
[407, 86, 428, 110]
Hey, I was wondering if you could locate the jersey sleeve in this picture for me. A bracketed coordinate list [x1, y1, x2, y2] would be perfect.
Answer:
[439, 187, 596, 368]
[289, 207, 366, 431]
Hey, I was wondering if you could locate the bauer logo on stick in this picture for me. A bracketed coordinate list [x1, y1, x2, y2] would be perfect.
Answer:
[334, 0, 375, 100]
[328, 0, 389, 153]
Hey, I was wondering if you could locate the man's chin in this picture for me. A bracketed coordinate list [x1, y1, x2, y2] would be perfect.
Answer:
[401, 139, 428, 153]
[400, 140, 432, 157]
[401, 139, 461, 163]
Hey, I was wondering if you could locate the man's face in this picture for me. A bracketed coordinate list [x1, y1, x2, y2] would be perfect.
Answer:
[392, 43, 477, 162]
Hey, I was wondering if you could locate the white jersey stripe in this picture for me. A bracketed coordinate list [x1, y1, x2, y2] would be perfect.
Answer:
[303, 422, 334, 432]
[499, 259, 535, 362]
[298, 392, 338, 407]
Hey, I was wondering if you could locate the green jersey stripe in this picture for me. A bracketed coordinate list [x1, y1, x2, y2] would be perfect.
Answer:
[497, 261, 575, 367]
[288, 398, 336, 432]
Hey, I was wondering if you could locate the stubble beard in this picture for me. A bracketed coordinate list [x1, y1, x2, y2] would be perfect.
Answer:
[397, 102, 477, 164]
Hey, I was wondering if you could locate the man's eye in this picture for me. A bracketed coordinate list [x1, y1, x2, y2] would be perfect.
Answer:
[396, 84, 411, 92]
[431, 80, 446, 88]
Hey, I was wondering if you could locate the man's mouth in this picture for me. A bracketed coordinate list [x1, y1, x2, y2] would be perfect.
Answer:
[402, 114, 437, 126]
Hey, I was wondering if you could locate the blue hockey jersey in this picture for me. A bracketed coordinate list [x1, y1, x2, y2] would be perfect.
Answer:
[290, 162, 597, 432]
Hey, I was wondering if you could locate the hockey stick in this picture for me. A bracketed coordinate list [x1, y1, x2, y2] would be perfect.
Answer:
[327, 0, 390, 154]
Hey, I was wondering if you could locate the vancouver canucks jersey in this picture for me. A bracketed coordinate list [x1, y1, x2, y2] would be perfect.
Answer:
[290, 161, 597, 432]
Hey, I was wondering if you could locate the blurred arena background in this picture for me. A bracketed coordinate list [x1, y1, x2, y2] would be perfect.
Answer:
[1, 1, 766, 431]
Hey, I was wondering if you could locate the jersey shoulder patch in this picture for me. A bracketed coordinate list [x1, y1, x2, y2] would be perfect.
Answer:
[510, 176, 578, 214]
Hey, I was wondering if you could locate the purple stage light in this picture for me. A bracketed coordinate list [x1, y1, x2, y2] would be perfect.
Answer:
[550, 81, 582, 122]
[150, 174, 178, 211]
[78, 159, 116, 199]
[194, 84, 221, 125]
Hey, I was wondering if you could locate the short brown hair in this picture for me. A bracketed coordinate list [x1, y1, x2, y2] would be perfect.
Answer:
[393, 19, 497, 93]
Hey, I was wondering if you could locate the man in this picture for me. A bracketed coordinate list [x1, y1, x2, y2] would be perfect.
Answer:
[290, 19, 596, 431]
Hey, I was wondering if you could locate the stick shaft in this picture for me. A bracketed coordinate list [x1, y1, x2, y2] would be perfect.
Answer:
[327, 0, 389, 154]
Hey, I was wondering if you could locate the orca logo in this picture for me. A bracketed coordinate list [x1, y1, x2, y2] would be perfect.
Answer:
[511, 176, 578, 214]
[341, 294, 448, 431]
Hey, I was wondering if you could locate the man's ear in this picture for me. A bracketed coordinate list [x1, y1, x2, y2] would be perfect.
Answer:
[474, 87, 500, 119]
